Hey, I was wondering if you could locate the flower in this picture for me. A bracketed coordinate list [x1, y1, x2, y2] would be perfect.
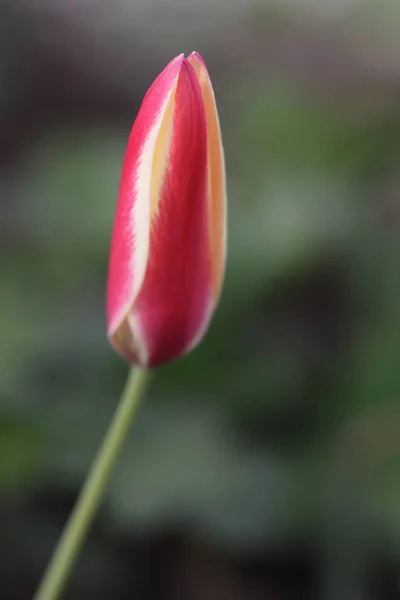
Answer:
[106, 52, 226, 368]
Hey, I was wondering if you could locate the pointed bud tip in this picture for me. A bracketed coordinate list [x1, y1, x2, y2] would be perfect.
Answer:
[188, 51, 206, 65]
[169, 53, 185, 69]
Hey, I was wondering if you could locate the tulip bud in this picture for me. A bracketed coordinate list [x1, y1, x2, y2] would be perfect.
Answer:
[106, 53, 226, 368]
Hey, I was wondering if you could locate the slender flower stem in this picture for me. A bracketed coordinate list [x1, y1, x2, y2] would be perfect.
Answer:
[33, 366, 151, 600]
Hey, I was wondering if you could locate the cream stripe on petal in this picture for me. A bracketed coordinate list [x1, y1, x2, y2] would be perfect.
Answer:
[122, 76, 179, 366]
[111, 76, 179, 366]
[188, 53, 227, 308]
[127, 312, 149, 367]
[130, 79, 179, 305]
[149, 86, 176, 219]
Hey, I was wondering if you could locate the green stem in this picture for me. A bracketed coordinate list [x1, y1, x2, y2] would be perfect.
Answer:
[33, 366, 151, 600]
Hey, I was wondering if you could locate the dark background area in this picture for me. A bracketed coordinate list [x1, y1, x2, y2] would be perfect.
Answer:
[1, 0, 400, 598]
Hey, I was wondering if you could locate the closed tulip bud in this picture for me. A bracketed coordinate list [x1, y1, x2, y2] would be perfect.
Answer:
[106, 52, 226, 368]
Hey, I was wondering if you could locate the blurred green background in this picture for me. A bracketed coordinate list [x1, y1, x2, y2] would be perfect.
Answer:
[1, 0, 400, 598]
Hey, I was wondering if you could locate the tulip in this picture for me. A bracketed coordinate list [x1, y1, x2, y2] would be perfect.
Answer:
[106, 52, 226, 368]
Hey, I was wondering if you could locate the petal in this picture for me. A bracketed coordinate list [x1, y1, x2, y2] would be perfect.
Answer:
[188, 52, 227, 307]
[107, 54, 184, 362]
[131, 59, 212, 368]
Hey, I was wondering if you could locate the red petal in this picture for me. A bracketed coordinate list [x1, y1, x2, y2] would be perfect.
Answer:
[107, 55, 184, 357]
[188, 52, 227, 308]
[132, 59, 212, 367]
